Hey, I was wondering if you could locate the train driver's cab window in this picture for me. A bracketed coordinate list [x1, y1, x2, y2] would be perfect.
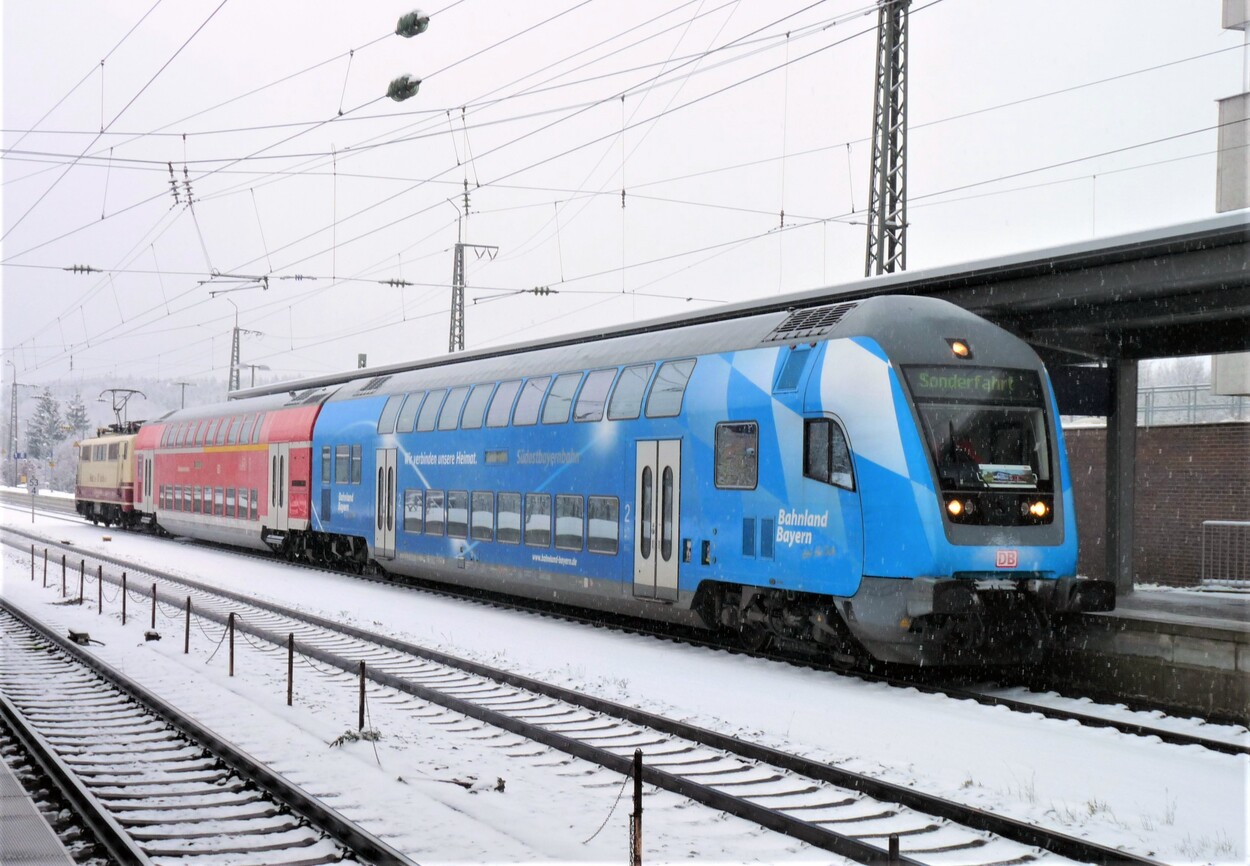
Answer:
[81, 446, 91, 462]
[487, 380, 523, 428]
[608, 364, 654, 420]
[512, 377, 551, 426]
[542, 373, 582, 424]
[715, 421, 758, 489]
[803, 418, 854, 490]
[646, 359, 695, 418]
[574, 369, 618, 422]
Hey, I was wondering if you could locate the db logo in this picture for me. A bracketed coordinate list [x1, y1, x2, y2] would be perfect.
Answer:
[995, 549, 1019, 569]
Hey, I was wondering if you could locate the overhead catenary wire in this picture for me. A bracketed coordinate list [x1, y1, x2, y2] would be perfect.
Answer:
[3, 1, 1234, 383]
[2, 0, 231, 243]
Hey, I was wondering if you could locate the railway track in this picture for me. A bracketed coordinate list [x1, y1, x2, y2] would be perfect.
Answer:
[6, 514, 1241, 756]
[0, 601, 415, 866]
[2, 532, 1174, 865]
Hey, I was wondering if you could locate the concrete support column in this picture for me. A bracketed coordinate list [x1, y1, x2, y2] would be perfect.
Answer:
[1105, 359, 1138, 594]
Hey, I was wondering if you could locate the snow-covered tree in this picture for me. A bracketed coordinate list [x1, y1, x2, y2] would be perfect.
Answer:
[65, 392, 91, 439]
[25, 388, 66, 459]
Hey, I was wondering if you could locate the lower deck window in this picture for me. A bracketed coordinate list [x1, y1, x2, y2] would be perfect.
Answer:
[587, 496, 619, 554]
[555, 494, 584, 551]
[447, 490, 468, 538]
[804, 418, 855, 490]
[524, 494, 552, 547]
[426, 490, 445, 536]
[497, 493, 521, 544]
[403, 489, 423, 533]
[471, 492, 494, 541]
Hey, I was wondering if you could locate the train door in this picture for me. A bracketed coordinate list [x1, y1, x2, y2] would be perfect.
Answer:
[138, 453, 154, 512]
[374, 448, 397, 559]
[633, 439, 681, 601]
[269, 443, 290, 532]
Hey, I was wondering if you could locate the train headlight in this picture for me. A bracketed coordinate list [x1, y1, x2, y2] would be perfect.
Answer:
[1029, 500, 1049, 518]
[947, 498, 964, 517]
[946, 338, 972, 359]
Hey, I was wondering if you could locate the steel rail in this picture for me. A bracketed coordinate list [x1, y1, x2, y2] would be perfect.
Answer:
[0, 596, 417, 866]
[0, 691, 155, 866]
[4, 522, 1245, 755]
[2, 531, 1173, 866]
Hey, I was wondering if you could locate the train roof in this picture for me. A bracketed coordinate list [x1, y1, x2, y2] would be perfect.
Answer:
[230, 289, 990, 402]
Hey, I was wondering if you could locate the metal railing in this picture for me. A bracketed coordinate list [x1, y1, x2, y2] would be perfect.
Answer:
[1139, 384, 1250, 427]
[1200, 520, 1249, 589]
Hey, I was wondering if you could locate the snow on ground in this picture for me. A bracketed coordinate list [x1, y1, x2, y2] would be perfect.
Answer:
[2, 505, 1248, 865]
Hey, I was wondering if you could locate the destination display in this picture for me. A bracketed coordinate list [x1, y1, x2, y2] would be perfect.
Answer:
[904, 366, 1042, 405]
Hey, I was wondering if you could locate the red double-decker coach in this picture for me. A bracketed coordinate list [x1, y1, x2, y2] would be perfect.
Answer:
[134, 389, 331, 551]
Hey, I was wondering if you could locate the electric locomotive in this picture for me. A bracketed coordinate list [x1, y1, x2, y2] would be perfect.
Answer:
[74, 423, 141, 527]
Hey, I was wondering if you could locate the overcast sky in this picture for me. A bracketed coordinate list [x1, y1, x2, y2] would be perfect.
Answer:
[2, 1, 1245, 392]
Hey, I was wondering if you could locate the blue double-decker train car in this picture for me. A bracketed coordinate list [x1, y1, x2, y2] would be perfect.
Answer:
[282, 294, 1113, 666]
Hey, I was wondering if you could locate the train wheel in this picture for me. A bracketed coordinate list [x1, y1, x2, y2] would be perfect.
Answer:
[739, 622, 773, 653]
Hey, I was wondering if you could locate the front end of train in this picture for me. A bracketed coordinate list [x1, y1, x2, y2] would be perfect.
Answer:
[823, 296, 1115, 666]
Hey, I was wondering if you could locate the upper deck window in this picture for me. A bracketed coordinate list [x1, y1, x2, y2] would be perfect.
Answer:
[378, 395, 404, 434]
[487, 380, 523, 428]
[439, 387, 471, 430]
[460, 384, 493, 429]
[251, 413, 266, 443]
[645, 359, 695, 418]
[608, 365, 654, 420]
[395, 393, 424, 433]
[513, 377, 550, 426]
[542, 373, 582, 424]
[574, 369, 617, 422]
[417, 390, 447, 432]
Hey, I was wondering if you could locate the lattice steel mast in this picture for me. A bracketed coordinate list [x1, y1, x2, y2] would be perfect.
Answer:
[864, 0, 910, 277]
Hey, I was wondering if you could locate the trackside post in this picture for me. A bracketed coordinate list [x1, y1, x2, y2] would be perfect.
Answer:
[78, 561, 84, 604]
[358, 661, 366, 730]
[122, 573, 127, 624]
[184, 597, 191, 654]
[150, 583, 157, 629]
[631, 749, 643, 866]
[228, 612, 235, 676]
[287, 634, 294, 706]
[97, 566, 102, 614]
[30, 545, 34, 581]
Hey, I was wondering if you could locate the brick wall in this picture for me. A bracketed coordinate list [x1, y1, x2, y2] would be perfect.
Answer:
[1064, 422, 1250, 586]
